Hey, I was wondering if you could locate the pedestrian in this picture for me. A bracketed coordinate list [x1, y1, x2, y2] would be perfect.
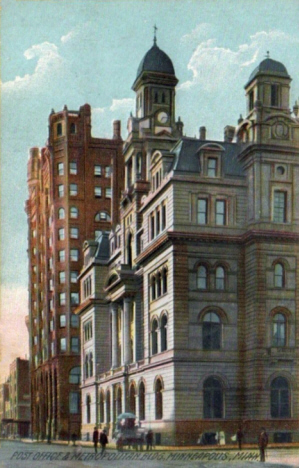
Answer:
[93, 426, 99, 453]
[258, 428, 268, 462]
[100, 429, 108, 455]
[236, 426, 244, 450]
[145, 429, 153, 451]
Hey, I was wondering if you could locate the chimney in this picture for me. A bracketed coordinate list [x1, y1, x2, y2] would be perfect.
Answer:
[199, 126, 206, 140]
[113, 120, 121, 140]
[224, 125, 235, 143]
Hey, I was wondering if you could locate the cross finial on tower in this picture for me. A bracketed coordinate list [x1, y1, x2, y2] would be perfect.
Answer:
[153, 24, 158, 45]
[266, 51, 270, 58]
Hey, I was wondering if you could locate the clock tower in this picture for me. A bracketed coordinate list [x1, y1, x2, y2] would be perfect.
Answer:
[131, 34, 179, 135]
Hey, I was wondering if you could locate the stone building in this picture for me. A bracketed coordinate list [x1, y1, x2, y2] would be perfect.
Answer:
[77, 41, 299, 445]
[0, 358, 30, 438]
[26, 105, 123, 439]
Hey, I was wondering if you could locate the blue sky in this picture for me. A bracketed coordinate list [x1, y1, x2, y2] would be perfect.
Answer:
[1, 0, 299, 378]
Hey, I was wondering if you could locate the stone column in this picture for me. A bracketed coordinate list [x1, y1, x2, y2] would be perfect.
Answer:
[123, 298, 131, 365]
[110, 303, 118, 368]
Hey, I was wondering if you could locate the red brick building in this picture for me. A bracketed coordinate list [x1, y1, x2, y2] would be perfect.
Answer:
[26, 104, 123, 439]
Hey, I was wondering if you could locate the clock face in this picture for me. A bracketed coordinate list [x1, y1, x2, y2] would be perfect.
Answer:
[157, 111, 169, 124]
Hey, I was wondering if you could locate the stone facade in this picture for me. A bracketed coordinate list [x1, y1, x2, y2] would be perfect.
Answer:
[77, 43, 299, 445]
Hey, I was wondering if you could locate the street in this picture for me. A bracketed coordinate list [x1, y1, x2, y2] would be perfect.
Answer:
[0, 441, 299, 468]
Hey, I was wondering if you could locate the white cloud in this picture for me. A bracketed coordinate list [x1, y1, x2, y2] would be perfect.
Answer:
[110, 98, 135, 112]
[181, 23, 213, 44]
[179, 30, 299, 92]
[2, 42, 63, 94]
[0, 285, 29, 382]
[61, 31, 75, 44]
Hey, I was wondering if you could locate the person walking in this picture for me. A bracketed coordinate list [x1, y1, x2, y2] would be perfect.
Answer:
[258, 428, 268, 462]
[100, 429, 108, 455]
[92, 426, 99, 453]
[236, 426, 244, 450]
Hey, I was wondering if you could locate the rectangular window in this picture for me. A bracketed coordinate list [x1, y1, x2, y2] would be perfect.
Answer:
[215, 200, 226, 226]
[70, 249, 79, 261]
[70, 227, 79, 239]
[161, 204, 166, 230]
[71, 292, 79, 305]
[70, 206, 78, 219]
[58, 163, 64, 176]
[59, 315, 66, 327]
[71, 314, 79, 328]
[69, 162, 77, 175]
[150, 214, 155, 240]
[105, 188, 112, 198]
[94, 186, 102, 198]
[70, 184, 78, 196]
[59, 271, 66, 284]
[59, 293, 66, 306]
[273, 191, 286, 223]
[60, 337, 67, 351]
[69, 392, 80, 414]
[49, 319, 54, 332]
[207, 158, 217, 177]
[59, 250, 65, 262]
[58, 228, 65, 240]
[94, 165, 102, 176]
[271, 84, 279, 107]
[156, 209, 160, 234]
[71, 337, 80, 353]
[197, 199, 208, 224]
[58, 185, 64, 197]
[105, 166, 112, 177]
[71, 271, 78, 283]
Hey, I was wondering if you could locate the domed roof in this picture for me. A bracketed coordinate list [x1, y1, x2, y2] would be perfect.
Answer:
[246, 58, 289, 86]
[136, 43, 175, 79]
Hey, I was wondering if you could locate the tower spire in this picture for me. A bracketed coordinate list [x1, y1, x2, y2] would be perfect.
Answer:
[153, 24, 158, 45]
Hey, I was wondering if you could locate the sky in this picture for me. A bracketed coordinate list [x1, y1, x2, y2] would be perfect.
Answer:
[1, 0, 299, 380]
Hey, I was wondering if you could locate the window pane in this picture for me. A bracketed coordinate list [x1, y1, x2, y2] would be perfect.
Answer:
[58, 163, 64, 176]
[216, 200, 226, 226]
[70, 227, 79, 239]
[69, 392, 79, 414]
[215, 267, 225, 290]
[273, 191, 286, 223]
[197, 199, 207, 224]
[60, 337, 66, 351]
[70, 162, 77, 175]
[70, 206, 78, 219]
[197, 266, 207, 289]
[106, 188, 112, 198]
[70, 249, 79, 261]
[60, 315, 66, 327]
[274, 263, 284, 288]
[71, 271, 78, 283]
[59, 250, 65, 262]
[94, 165, 101, 176]
[58, 208, 65, 219]
[207, 158, 217, 177]
[58, 185, 64, 197]
[71, 314, 79, 328]
[70, 184, 78, 196]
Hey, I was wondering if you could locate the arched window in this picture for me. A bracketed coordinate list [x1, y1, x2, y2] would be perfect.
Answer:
[203, 312, 221, 350]
[161, 314, 168, 352]
[106, 390, 111, 424]
[215, 266, 225, 290]
[155, 379, 163, 420]
[129, 384, 136, 414]
[274, 263, 285, 288]
[151, 319, 158, 355]
[116, 386, 122, 416]
[95, 211, 111, 222]
[162, 268, 168, 294]
[99, 391, 104, 423]
[86, 395, 91, 423]
[139, 382, 145, 421]
[69, 367, 81, 384]
[197, 265, 207, 289]
[271, 377, 290, 418]
[203, 377, 223, 419]
[58, 208, 65, 219]
[70, 206, 78, 219]
[89, 352, 93, 377]
[272, 313, 286, 347]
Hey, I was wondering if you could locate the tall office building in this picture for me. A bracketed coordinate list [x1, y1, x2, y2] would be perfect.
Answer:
[26, 104, 123, 439]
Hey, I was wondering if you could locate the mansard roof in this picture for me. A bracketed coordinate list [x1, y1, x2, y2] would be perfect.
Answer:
[171, 138, 245, 177]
